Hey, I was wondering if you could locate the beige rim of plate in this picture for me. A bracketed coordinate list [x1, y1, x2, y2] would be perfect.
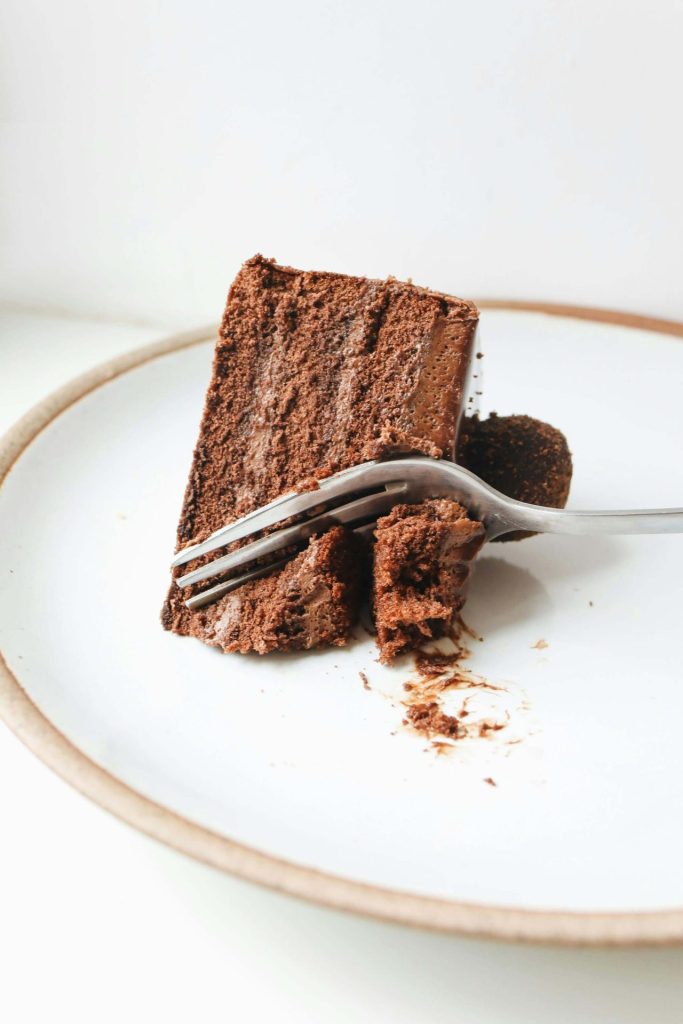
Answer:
[2, 303, 683, 948]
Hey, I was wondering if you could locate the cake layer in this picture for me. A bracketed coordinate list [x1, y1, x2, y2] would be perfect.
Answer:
[372, 499, 485, 663]
[163, 256, 479, 652]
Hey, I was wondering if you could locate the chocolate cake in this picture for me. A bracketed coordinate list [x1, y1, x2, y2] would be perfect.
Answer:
[458, 413, 572, 541]
[197, 527, 365, 654]
[372, 499, 485, 662]
[162, 256, 479, 654]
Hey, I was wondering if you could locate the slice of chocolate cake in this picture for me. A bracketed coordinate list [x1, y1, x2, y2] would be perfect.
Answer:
[162, 255, 479, 654]
[372, 499, 485, 662]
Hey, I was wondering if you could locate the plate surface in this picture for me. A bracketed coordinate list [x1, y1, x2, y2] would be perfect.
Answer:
[1, 307, 682, 945]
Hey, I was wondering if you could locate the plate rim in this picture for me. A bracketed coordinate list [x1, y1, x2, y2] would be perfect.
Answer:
[1, 303, 682, 948]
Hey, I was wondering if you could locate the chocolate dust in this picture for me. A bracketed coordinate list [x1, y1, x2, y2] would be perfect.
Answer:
[401, 616, 514, 754]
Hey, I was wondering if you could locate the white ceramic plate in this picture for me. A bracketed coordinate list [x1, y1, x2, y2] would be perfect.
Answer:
[1, 305, 682, 945]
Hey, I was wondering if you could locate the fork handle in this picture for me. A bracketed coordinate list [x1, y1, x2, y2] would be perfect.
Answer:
[494, 503, 683, 538]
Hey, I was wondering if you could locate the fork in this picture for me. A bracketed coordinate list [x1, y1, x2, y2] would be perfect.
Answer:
[172, 457, 683, 610]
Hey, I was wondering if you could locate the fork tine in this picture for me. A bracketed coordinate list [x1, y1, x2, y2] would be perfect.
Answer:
[171, 459, 397, 568]
[184, 523, 377, 610]
[176, 484, 408, 590]
[184, 555, 293, 610]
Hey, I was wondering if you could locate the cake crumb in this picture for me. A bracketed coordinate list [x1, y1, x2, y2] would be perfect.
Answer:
[532, 638, 549, 650]
[479, 717, 507, 737]
[359, 671, 370, 690]
[406, 702, 461, 739]
[415, 647, 466, 677]
[432, 741, 455, 756]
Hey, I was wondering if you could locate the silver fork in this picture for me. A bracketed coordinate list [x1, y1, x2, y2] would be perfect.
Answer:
[172, 457, 683, 610]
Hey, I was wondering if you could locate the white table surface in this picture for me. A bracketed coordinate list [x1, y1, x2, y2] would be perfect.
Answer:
[2, 311, 683, 1023]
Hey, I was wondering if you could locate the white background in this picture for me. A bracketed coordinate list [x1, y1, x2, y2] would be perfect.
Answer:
[2, 0, 683, 327]
[2, 2, 683, 1021]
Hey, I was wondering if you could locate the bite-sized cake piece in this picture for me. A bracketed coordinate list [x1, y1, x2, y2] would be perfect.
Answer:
[191, 527, 366, 655]
[372, 499, 485, 663]
[162, 255, 479, 653]
[458, 413, 572, 542]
